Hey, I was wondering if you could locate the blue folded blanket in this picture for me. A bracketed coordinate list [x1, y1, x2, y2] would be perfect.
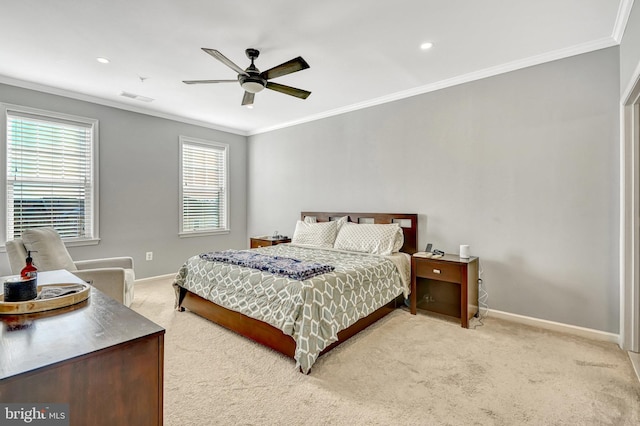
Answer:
[199, 250, 335, 281]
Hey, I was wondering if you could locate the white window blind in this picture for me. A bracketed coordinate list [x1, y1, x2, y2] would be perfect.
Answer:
[180, 137, 228, 235]
[5, 107, 97, 242]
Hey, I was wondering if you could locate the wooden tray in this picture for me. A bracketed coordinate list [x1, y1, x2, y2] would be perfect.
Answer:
[0, 283, 90, 315]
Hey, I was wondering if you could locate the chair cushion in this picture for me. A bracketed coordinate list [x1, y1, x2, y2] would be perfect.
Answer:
[21, 228, 78, 272]
[5, 238, 28, 274]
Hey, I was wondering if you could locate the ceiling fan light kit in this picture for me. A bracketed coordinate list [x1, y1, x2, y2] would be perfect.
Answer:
[183, 47, 311, 107]
[240, 81, 265, 93]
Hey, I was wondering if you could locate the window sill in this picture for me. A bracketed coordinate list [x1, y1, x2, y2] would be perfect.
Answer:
[64, 238, 101, 248]
[0, 238, 100, 253]
[179, 230, 230, 238]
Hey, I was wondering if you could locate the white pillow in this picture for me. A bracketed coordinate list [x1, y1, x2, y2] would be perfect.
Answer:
[334, 215, 349, 231]
[334, 223, 404, 255]
[21, 227, 78, 271]
[304, 215, 348, 230]
[291, 220, 337, 248]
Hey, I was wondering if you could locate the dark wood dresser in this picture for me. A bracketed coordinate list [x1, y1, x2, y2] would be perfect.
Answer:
[0, 270, 165, 426]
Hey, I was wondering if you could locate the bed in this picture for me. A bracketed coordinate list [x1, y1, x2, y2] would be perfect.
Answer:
[173, 212, 418, 373]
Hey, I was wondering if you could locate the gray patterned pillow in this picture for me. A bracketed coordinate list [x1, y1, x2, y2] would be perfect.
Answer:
[334, 223, 404, 255]
[291, 220, 338, 248]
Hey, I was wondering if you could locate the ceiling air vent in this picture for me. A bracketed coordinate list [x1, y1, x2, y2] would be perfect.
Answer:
[119, 91, 154, 102]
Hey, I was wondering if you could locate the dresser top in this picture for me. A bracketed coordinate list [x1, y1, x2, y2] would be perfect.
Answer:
[1, 270, 164, 380]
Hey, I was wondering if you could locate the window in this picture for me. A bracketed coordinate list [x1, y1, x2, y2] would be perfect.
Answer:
[3, 104, 98, 245]
[179, 136, 229, 236]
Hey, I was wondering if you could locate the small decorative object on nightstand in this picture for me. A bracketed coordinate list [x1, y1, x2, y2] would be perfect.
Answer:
[410, 253, 479, 328]
[250, 235, 291, 248]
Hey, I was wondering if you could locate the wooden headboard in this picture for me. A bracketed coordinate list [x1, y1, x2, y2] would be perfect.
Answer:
[300, 212, 419, 255]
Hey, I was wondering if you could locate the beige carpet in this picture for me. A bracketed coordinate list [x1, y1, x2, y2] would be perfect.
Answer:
[131, 279, 640, 425]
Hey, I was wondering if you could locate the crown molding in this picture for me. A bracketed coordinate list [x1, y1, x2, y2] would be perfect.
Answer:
[613, 0, 636, 43]
[248, 36, 618, 136]
[0, 29, 624, 139]
[0, 75, 249, 136]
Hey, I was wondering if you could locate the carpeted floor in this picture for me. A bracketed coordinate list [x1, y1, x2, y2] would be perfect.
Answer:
[131, 278, 640, 425]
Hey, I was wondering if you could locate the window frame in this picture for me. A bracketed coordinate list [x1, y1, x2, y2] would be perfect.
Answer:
[1, 103, 100, 249]
[178, 135, 230, 237]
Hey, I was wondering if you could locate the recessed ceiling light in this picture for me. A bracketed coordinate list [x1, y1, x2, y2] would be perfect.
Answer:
[96, 57, 110, 64]
[420, 42, 434, 50]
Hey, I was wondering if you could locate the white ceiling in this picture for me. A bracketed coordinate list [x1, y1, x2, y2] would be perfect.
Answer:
[0, 1, 632, 136]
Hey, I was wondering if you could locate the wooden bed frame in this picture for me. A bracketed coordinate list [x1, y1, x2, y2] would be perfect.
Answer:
[176, 212, 418, 370]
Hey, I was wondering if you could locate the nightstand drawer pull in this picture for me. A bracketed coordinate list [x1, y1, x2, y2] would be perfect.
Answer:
[433, 269, 441, 274]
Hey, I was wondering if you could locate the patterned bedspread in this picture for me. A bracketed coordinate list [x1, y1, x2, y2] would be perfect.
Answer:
[173, 244, 408, 373]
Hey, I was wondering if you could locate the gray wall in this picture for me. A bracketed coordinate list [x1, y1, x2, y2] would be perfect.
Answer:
[0, 84, 248, 279]
[248, 47, 621, 333]
[0, 41, 624, 334]
[621, 1, 640, 96]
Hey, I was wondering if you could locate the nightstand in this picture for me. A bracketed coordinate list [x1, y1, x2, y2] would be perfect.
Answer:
[250, 236, 291, 248]
[410, 253, 479, 328]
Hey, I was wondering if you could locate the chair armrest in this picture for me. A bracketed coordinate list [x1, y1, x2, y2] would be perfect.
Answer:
[73, 268, 126, 304]
[74, 256, 134, 270]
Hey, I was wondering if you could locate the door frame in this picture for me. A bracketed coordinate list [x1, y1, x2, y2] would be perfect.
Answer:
[621, 74, 640, 353]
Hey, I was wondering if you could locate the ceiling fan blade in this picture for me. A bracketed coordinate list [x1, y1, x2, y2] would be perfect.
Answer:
[260, 57, 309, 80]
[241, 91, 255, 106]
[202, 48, 248, 76]
[265, 82, 311, 99]
[182, 79, 237, 84]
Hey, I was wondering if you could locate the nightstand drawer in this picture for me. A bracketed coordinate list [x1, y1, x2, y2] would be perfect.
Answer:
[251, 239, 269, 248]
[415, 261, 461, 283]
[250, 237, 291, 248]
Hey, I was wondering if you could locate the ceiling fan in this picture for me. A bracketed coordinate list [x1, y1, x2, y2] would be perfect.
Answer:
[183, 48, 311, 107]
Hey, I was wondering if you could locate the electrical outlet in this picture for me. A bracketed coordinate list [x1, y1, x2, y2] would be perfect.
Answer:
[145, 251, 153, 261]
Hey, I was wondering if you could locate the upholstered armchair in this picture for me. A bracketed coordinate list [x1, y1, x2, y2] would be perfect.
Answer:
[5, 227, 135, 306]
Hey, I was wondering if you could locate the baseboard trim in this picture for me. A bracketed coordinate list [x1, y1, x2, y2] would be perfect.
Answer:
[135, 273, 176, 285]
[133, 276, 621, 344]
[488, 309, 619, 344]
[629, 351, 640, 383]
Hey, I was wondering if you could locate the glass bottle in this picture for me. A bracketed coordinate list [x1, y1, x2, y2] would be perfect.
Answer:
[21, 251, 37, 279]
